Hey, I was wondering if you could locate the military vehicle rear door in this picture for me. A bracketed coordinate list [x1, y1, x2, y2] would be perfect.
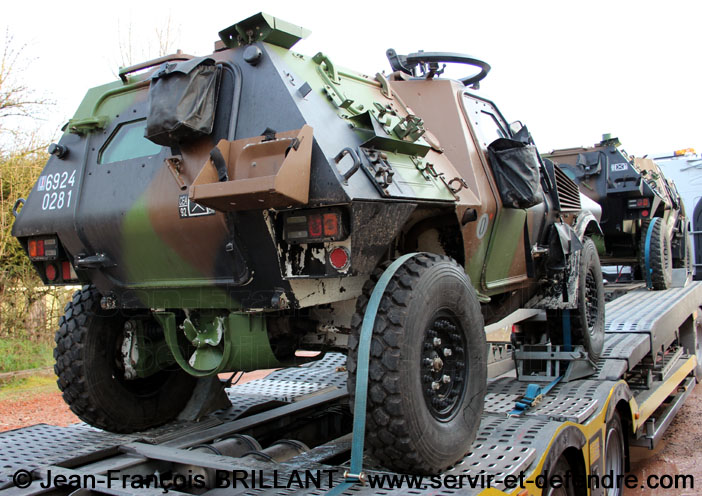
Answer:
[73, 63, 238, 294]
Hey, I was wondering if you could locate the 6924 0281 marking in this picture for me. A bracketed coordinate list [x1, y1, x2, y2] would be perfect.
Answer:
[38, 170, 77, 211]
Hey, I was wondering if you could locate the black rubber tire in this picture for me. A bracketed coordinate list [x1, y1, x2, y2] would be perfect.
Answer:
[695, 312, 702, 381]
[347, 253, 487, 475]
[543, 456, 577, 496]
[548, 238, 605, 362]
[604, 412, 626, 496]
[54, 286, 197, 433]
[639, 217, 673, 290]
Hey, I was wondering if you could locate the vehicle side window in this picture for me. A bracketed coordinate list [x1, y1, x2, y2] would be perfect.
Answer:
[462, 94, 509, 149]
[99, 119, 162, 164]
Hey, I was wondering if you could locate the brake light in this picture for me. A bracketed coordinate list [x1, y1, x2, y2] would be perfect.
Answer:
[29, 239, 44, 258]
[284, 209, 346, 244]
[627, 198, 650, 209]
[308, 214, 323, 238]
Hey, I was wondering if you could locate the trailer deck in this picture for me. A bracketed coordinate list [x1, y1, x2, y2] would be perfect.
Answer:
[1, 282, 700, 496]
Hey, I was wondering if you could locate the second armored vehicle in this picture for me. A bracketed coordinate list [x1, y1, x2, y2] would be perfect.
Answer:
[547, 136, 690, 289]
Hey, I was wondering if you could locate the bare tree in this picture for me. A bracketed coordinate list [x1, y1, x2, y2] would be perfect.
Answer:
[0, 30, 46, 122]
[117, 14, 181, 70]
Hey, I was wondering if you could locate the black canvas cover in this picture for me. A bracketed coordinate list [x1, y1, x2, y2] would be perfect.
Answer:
[487, 138, 542, 209]
[145, 56, 221, 147]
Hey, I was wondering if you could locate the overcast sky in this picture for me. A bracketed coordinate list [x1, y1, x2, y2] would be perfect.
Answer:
[3, 0, 700, 157]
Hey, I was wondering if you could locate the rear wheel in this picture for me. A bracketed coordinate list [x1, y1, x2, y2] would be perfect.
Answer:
[54, 286, 196, 432]
[604, 412, 626, 496]
[640, 217, 673, 290]
[347, 254, 487, 474]
[543, 456, 577, 496]
[548, 238, 605, 362]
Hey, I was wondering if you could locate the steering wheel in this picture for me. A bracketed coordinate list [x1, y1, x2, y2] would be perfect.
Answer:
[386, 49, 491, 86]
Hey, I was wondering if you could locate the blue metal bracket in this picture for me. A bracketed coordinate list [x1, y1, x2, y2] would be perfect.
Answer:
[562, 309, 572, 352]
[326, 253, 419, 495]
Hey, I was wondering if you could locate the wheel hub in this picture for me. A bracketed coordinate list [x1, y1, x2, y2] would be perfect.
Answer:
[421, 314, 467, 420]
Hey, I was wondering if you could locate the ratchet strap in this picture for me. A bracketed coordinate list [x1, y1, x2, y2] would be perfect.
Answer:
[510, 375, 563, 416]
[510, 310, 570, 416]
[326, 253, 419, 495]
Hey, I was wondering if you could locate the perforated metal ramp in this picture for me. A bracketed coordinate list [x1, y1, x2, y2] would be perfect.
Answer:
[605, 282, 702, 355]
[2, 284, 700, 495]
[0, 425, 131, 487]
[0, 353, 347, 488]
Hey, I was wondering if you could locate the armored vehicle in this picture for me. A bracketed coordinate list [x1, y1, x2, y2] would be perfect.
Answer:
[12, 13, 604, 474]
[546, 136, 690, 289]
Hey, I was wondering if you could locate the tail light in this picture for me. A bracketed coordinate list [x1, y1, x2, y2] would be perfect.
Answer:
[283, 208, 347, 244]
[29, 239, 44, 258]
[26, 236, 79, 284]
[27, 237, 57, 260]
[627, 198, 650, 209]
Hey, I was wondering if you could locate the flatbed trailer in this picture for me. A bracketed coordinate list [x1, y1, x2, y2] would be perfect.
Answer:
[1, 281, 701, 496]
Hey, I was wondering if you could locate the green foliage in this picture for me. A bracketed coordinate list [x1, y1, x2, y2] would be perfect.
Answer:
[0, 31, 71, 346]
[0, 338, 54, 373]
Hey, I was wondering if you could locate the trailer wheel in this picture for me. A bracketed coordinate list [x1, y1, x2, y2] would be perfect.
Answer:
[54, 286, 196, 433]
[640, 217, 673, 290]
[695, 313, 702, 380]
[548, 238, 605, 362]
[605, 412, 626, 496]
[347, 254, 487, 474]
[543, 456, 577, 496]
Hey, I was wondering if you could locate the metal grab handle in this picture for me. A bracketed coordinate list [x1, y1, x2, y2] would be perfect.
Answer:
[334, 147, 361, 182]
[118, 51, 194, 83]
[12, 198, 25, 218]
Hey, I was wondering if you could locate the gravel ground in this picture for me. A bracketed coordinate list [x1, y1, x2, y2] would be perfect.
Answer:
[1, 373, 700, 495]
[625, 384, 702, 496]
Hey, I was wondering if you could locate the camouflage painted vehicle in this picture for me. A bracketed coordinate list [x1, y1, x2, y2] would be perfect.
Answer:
[11, 14, 605, 474]
[546, 135, 691, 290]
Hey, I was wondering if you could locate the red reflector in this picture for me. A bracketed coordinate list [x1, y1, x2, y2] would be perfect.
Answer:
[45, 263, 57, 281]
[323, 213, 339, 237]
[329, 247, 350, 270]
[642, 209, 649, 217]
[308, 214, 323, 237]
[61, 261, 72, 280]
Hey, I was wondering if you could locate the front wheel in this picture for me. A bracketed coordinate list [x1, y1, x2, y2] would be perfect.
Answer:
[640, 217, 673, 290]
[548, 237, 605, 362]
[347, 254, 487, 474]
[54, 286, 196, 432]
